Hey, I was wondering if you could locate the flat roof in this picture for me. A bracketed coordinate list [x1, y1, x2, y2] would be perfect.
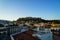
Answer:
[13, 30, 40, 40]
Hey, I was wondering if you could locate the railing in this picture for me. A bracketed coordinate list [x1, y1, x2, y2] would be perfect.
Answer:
[7, 26, 21, 34]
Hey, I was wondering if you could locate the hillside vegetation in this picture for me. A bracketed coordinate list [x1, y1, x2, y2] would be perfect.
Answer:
[17, 17, 60, 24]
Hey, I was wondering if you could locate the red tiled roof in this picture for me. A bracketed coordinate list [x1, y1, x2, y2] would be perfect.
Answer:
[13, 30, 40, 40]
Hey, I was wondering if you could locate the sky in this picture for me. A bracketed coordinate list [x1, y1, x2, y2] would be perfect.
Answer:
[0, 0, 60, 21]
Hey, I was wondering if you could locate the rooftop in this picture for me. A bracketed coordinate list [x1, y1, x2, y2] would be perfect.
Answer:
[13, 30, 40, 40]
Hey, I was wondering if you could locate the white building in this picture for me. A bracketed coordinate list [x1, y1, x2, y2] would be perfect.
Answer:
[10, 25, 53, 40]
[32, 27, 52, 40]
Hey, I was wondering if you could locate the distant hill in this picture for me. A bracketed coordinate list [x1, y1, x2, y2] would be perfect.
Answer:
[47, 20, 60, 24]
[17, 17, 60, 24]
[0, 20, 10, 22]
[17, 17, 47, 24]
[0, 20, 11, 24]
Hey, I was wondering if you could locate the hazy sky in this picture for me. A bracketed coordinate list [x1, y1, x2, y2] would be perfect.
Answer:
[0, 0, 60, 21]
